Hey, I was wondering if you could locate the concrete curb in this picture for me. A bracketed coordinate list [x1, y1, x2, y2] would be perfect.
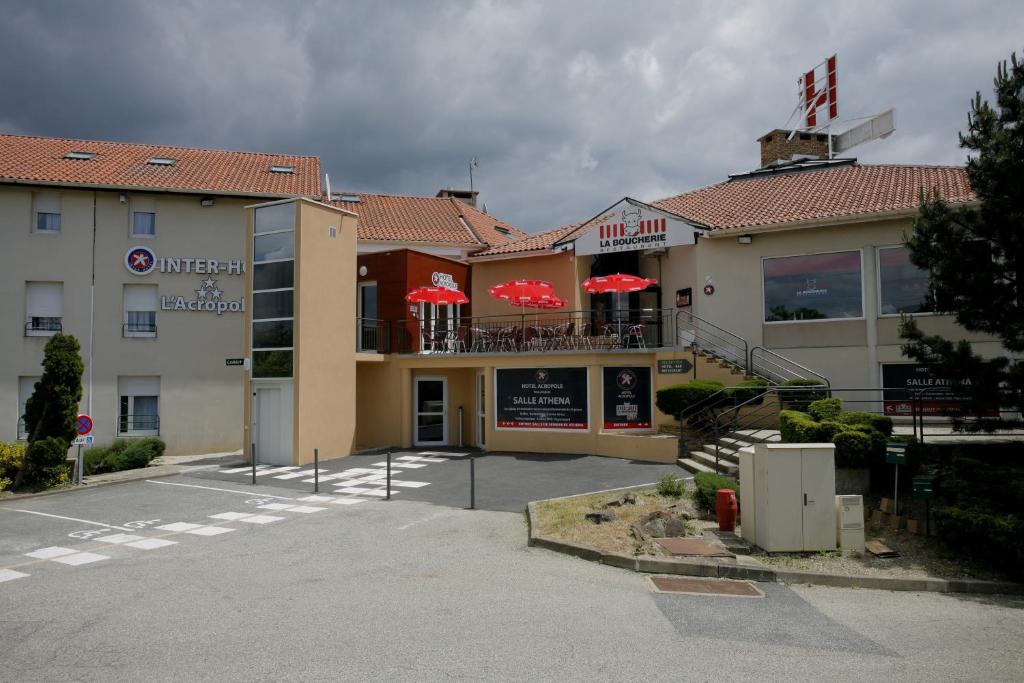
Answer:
[0, 465, 183, 502]
[526, 496, 1024, 596]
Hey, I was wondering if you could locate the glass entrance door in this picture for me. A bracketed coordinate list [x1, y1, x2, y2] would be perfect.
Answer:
[414, 377, 447, 446]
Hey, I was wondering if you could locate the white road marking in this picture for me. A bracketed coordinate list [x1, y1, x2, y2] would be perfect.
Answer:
[125, 538, 177, 550]
[287, 506, 327, 513]
[388, 480, 430, 488]
[255, 503, 293, 511]
[298, 495, 335, 502]
[209, 512, 254, 521]
[52, 552, 109, 566]
[337, 487, 389, 497]
[0, 568, 30, 583]
[0, 508, 132, 531]
[331, 498, 368, 505]
[146, 480, 296, 500]
[95, 534, 146, 544]
[26, 546, 78, 560]
[157, 522, 203, 532]
[398, 455, 447, 463]
[237, 515, 284, 524]
[185, 526, 235, 536]
[397, 509, 450, 530]
[220, 465, 267, 474]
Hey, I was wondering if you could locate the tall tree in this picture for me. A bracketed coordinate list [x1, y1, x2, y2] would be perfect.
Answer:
[900, 51, 1024, 412]
[15, 334, 84, 489]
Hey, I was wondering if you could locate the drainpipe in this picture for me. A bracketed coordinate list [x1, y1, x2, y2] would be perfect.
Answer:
[88, 192, 97, 416]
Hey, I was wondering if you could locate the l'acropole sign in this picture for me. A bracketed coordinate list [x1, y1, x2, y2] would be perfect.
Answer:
[125, 246, 246, 315]
[562, 198, 707, 256]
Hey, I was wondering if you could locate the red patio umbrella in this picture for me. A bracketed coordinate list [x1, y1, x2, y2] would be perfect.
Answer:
[488, 279, 554, 303]
[405, 286, 469, 305]
[580, 273, 658, 294]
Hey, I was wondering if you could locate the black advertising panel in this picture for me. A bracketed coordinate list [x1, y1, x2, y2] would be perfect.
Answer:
[602, 366, 652, 430]
[881, 363, 973, 416]
[495, 367, 588, 430]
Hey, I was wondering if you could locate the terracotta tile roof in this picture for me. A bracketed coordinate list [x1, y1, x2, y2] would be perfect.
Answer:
[327, 193, 526, 247]
[472, 222, 581, 257]
[0, 133, 320, 197]
[652, 163, 974, 232]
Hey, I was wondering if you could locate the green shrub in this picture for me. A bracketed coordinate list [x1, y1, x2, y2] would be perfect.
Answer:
[17, 437, 70, 490]
[724, 377, 769, 404]
[779, 379, 829, 410]
[655, 379, 724, 418]
[0, 442, 26, 491]
[833, 430, 872, 468]
[817, 419, 848, 441]
[838, 411, 894, 437]
[808, 398, 843, 421]
[779, 410, 824, 442]
[84, 438, 163, 474]
[656, 473, 686, 498]
[693, 471, 740, 512]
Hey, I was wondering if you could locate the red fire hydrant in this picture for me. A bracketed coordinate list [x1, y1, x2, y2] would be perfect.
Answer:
[715, 489, 738, 533]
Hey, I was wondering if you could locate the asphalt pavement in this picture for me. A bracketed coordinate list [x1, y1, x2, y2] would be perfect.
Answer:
[0, 471, 1022, 681]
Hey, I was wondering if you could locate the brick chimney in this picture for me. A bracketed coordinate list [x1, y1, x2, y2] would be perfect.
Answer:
[436, 188, 478, 208]
[758, 129, 834, 168]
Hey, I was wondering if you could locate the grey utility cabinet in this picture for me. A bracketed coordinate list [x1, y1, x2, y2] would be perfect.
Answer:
[738, 443, 837, 552]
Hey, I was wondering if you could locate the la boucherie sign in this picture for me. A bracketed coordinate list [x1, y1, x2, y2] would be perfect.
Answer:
[563, 198, 707, 256]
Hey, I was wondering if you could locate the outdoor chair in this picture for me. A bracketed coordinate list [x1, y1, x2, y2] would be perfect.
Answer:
[625, 323, 647, 349]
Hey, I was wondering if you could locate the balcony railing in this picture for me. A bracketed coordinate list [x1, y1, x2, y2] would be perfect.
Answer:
[25, 318, 62, 335]
[386, 308, 678, 355]
[118, 413, 160, 435]
[123, 321, 158, 337]
[357, 318, 390, 353]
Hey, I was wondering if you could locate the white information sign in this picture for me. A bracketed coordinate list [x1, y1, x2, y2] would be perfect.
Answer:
[565, 199, 706, 256]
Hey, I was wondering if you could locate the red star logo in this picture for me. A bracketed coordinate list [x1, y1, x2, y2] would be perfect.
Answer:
[132, 251, 150, 269]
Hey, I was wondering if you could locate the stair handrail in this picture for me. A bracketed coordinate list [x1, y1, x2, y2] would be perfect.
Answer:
[749, 346, 830, 387]
[675, 310, 749, 373]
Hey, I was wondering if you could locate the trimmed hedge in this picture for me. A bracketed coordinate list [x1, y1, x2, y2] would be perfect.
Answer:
[808, 398, 842, 421]
[838, 411, 894, 437]
[724, 377, 770, 404]
[655, 379, 724, 418]
[832, 430, 872, 468]
[84, 438, 165, 475]
[779, 378, 829, 410]
[779, 409, 823, 442]
[693, 471, 740, 512]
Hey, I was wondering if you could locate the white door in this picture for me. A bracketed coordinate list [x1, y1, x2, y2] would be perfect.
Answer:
[414, 377, 448, 446]
[475, 372, 486, 448]
[253, 382, 293, 465]
[802, 450, 838, 550]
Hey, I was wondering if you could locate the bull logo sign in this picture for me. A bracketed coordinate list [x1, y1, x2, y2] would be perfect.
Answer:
[622, 206, 643, 237]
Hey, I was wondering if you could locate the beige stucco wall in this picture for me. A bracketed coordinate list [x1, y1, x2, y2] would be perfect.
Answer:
[470, 252, 583, 317]
[0, 185, 248, 455]
[293, 201, 358, 463]
[686, 217, 1010, 388]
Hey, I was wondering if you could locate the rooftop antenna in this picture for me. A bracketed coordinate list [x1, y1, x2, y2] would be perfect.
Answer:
[469, 157, 478, 192]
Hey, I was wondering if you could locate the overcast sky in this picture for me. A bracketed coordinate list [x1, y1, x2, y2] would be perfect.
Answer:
[1, 1, 1020, 232]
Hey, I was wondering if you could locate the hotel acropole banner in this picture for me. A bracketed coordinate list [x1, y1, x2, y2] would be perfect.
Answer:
[602, 366, 652, 430]
[495, 367, 588, 430]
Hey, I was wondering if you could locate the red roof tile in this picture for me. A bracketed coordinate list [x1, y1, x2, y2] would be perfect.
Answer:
[652, 164, 974, 232]
[472, 222, 581, 257]
[327, 193, 526, 247]
[0, 133, 320, 197]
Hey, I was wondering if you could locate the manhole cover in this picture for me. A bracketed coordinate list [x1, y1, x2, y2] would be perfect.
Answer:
[648, 576, 764, 598]
[654, 537, 734, 557]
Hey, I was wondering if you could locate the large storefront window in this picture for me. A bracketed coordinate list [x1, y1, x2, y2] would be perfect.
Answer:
[878, 245, 931, 315]
[763, 251, 863, 322]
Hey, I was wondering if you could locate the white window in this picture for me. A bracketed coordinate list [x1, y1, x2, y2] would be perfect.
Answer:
[18, 376, 39, 440]
[118, 376, 160, 435]
[25, 282, 63, 336]
[123, 284, 158, 336]
[131, 197, 156, 237]
[33, 191, 61, 233]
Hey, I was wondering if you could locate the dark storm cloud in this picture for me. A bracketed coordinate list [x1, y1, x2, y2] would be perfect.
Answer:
[1, 0, 1021, 231]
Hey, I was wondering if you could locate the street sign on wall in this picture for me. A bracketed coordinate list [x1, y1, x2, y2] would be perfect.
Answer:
[495, 367, 588, 430]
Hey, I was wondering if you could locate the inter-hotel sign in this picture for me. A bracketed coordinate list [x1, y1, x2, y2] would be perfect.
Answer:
[567, 198, 707, 256]
[125, 246, 245, 315]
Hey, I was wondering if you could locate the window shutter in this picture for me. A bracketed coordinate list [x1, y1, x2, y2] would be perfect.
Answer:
[26, 282, 63, 318]
[131, 196, 156, 214]
[118, 376, 160, 396]
[33, 191, 60, 214]
[124, 284, 158, 312]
